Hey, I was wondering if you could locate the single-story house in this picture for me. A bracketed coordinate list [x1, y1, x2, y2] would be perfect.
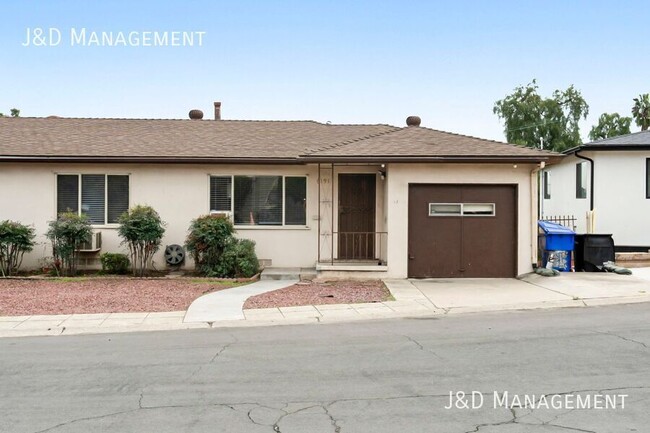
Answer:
[542, 130, 650, 251]
[0, 107, 558, 278]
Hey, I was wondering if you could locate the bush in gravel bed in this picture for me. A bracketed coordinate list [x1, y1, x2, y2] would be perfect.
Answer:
[0, 220, 36, 276]
[185, 215, 259, 278]
[185, 214, 234, 275]
[100, 253, 130, 274]
[118, 205, 166, 277]
[214, 239, 259, 278]
[46, 212, 93, 277]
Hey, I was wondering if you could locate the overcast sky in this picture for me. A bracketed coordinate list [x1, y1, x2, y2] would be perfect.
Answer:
[2, 0, 648, 142]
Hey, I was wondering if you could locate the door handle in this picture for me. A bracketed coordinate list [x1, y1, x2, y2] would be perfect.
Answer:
[409, 255, 415, 260]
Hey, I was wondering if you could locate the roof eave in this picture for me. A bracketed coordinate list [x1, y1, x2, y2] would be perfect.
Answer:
[0, 155, 302, 164]
[299, 155, 560, 164]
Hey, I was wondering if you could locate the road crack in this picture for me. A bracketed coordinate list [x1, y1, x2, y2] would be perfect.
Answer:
[402, 335, 444, 360]
[592, 330, 649, 349]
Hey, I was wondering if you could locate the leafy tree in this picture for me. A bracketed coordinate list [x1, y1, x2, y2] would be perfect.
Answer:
[118, 205, 166, 277]
[46, 212, 93, 277]
[632, 94, 650, 131]
[0, 220, 36, 276]
[0, 108, 20, 117]
[588, 112, 632, 141]
[493, 80, 589, 152]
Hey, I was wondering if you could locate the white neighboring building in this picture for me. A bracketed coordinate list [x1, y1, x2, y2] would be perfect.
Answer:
[542, 131, 650, 251]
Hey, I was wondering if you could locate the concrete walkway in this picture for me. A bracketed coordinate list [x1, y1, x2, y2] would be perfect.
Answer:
[184, 279, 298, 322]
[1, 270, 649, 338]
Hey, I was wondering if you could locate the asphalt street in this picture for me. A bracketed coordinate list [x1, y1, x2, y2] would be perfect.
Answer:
[1, 303, 649, 433]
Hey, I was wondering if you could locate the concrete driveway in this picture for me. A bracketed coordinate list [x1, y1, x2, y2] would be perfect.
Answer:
[404, 270, 650, 312]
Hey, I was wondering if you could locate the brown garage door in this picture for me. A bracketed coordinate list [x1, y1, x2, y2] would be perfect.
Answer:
[408, 184, 517, 278]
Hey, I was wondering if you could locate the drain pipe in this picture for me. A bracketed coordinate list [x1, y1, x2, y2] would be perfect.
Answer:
[575, 151, 594, 211]
[531, 162, 545, 269]
[575, 151, 595, 233]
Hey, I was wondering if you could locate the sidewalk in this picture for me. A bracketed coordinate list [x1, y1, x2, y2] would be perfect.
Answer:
[1, 271, 649, 338]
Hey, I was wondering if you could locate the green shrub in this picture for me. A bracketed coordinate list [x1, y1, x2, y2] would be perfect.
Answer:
[118, 205, 166, 277]
[0, 220, 36, 276]
[100, 253, 130, 274]
[185, 214, 234, 275]
[215, 238, 260, 278]
[46, 212, 93, 276]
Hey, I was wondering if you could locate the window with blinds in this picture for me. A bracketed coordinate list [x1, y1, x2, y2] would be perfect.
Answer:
[210, 175, 306, 226]
[56, 174, 129, 225]
[209, 176, 232, 212]
[81, 175, 105, 224]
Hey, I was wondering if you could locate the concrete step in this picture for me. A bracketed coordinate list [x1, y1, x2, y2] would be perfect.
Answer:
[261, 267, 301, 280]
[261, 267, 318, 281]
[615, 252, 650, 268]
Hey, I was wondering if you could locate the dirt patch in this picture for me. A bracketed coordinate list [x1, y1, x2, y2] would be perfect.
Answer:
[0, 277, 243, 316]
[244, 280, 391, 309]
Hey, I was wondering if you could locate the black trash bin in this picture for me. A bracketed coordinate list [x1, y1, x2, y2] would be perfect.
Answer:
[574, 234, 615, 272]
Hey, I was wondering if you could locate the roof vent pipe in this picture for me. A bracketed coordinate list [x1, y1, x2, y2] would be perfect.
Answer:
[406, 116, 421, 127]
[214, 102, 222, 120]
[189, 109, 203, 120]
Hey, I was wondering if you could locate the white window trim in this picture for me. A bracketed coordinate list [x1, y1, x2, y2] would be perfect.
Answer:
[428, 202, 496, 217]
[55, 173, 131, 227]
[208, 174, 309, 228]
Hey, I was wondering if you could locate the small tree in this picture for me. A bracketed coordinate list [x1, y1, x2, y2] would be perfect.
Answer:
[0, 220, 36, 276]
[46, 212, 93, 276]
[185, 215, 234, 275]
[0, 108, 20, 117]
[118, 205, 166, 277]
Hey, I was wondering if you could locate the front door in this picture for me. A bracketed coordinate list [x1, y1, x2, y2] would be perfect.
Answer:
[338, 174, 376, 260]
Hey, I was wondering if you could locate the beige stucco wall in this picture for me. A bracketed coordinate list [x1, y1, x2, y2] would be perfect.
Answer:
[385, 163, 539, 278]
[0, 161, 539, 277]
[0, 163, 318, 271]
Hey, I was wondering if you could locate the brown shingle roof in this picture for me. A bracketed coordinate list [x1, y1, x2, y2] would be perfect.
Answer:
[302, 126, 558, 162]
[0, 117, 558, 163]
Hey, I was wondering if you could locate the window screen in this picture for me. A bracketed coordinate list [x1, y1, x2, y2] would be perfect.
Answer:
[210, 176, 232, 212]
[81, 174, 105, 224]
[57, 175, 79, 215]
[285, 177, 306, 225]
[107, 175, 129, 223]
[234, 176, 282, 225]
[543, 171, 551, 199]
[576, 162, 587, 199]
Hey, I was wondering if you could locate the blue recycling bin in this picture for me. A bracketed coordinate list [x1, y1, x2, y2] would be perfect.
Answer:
[538, 221, 576, 272]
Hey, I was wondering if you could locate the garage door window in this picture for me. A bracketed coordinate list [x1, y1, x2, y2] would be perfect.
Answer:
[429, 203, 495, 217]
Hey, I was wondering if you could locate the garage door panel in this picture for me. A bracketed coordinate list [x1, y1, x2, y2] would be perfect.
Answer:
[408, 184, 517, 278]
[408, 186, 462, 277]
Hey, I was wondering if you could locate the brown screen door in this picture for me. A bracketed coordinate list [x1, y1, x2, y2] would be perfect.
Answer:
[338, 174, 376, 260]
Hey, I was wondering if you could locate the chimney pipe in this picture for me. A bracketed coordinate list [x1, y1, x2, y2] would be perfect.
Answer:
[214, 102, 221, 120]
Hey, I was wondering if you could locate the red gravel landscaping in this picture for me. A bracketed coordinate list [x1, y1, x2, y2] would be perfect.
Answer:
[0, 278, 244, 316]
[243, 280, 391, 309]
